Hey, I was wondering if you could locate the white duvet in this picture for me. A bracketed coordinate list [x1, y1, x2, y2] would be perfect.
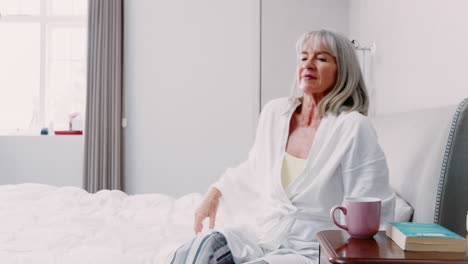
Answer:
[0, 183, 215, 264]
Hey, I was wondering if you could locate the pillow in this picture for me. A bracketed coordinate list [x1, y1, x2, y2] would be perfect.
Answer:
[395, 194, 414, 222]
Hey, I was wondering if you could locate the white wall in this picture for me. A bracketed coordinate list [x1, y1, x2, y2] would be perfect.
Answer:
[124, 0, 260, 196]
[349, 0, 468, 115]
[261, 0, 349, 106]
[0, 136, 83, 187]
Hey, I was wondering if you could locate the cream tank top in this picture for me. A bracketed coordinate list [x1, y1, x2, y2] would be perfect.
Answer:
[281, 152, 307, 189]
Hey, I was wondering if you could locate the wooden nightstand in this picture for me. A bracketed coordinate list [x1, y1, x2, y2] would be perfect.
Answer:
[317, 230, 468, 263]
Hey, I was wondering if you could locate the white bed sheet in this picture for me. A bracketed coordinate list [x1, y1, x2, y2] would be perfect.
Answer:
[0, 183, 212, 264]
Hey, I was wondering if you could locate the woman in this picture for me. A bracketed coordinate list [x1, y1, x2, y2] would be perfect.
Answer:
[170, 29, 395, 264]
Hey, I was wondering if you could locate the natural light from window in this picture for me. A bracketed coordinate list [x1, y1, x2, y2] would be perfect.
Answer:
[0, 0, 87, 135]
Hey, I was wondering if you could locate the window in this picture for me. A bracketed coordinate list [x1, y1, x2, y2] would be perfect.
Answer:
[0, 0, 87, 135]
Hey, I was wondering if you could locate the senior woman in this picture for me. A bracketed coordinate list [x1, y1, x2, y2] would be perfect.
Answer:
[169, 29, 395, 264]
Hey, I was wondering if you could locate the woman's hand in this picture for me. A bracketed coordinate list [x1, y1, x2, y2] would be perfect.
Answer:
[194, 187, 222, 234]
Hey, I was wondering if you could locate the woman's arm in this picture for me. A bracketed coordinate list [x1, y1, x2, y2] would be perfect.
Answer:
[193, 99, 278, 233]
[340, 116, 396, 227]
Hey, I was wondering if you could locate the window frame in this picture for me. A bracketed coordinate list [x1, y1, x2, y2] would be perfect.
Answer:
[0, 0, 87, 135]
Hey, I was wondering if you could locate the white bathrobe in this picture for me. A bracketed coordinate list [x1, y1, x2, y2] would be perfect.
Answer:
[212, 97, 395, 264]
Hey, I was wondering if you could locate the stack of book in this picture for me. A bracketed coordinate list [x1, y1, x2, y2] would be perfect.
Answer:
[386, 222, 466, 252]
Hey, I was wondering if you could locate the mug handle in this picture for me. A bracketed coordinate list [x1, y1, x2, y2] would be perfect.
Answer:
[330, 205, 348, 231]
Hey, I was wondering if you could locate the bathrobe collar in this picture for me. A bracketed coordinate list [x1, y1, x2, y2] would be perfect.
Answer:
[277, 96, 334, 200]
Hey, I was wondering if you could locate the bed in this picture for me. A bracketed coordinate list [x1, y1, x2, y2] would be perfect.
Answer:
[0, 184, 216, 263]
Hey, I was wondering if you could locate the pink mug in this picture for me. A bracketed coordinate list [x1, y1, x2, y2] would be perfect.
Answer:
[330, 197, 381, 238]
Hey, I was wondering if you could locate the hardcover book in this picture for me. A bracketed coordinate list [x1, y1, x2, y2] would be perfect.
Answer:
[386, 222, 466, 252]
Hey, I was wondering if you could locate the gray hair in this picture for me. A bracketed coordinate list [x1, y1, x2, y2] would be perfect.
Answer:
[289, 29, 369, 116]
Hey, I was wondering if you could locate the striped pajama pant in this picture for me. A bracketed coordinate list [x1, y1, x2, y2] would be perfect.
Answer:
[170, 231, 268, 264]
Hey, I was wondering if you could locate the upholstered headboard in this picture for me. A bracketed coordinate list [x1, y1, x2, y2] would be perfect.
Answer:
[371, 98, 468, 232]
[436, 98, 468, 232]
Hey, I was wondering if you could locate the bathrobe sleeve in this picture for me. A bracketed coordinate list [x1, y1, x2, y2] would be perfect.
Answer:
[211, 115, 261, 198]
[210, 102, 273, 225]
[340, 114, 396, 228]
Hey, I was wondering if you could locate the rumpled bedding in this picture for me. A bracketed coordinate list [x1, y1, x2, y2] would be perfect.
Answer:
[0, 183, 215, 264]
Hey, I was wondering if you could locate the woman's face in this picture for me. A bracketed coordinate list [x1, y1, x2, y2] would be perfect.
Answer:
[297, 40, 338, 96]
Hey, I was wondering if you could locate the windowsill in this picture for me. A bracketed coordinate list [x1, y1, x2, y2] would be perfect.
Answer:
[0, 130, 44, 136]
[0, 134, 84, 137]
[0, 130, 83, 136]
